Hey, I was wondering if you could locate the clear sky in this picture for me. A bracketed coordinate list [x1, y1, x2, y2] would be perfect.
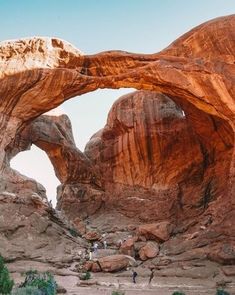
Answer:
[3, 0, 234, 206]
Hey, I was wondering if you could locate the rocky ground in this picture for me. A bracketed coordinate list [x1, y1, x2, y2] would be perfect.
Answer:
[3, 203, 234, 294]
[10, 269, 235, 295]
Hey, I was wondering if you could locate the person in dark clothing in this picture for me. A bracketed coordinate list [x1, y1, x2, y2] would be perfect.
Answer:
[132, 270, 138, 284]
[149, 268, 154, 284]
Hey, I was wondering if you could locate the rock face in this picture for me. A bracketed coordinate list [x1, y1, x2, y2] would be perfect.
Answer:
[0, 191, 87, 264]
[0, 15, 234, 270]
[84, 90, 234, 225]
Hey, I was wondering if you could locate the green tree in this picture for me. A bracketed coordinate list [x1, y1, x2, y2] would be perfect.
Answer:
[216, 289, 230, 295]
[20, 270, 57, 295]
[0, 255, 14, 294]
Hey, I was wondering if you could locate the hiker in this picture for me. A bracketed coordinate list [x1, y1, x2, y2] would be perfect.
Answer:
[149, 268, 154, 284]
[132, 270, 138, 284]
[103, 240, 107, 249]
[93, 242, 98, 253]
[89, 250, 93, 260]
[117, 239, 123, 248]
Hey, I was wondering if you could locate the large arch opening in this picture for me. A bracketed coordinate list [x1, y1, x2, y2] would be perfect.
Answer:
[9, 88, 135, 208]
[10, 145, 60, 207]
[62, 88, 135, 151]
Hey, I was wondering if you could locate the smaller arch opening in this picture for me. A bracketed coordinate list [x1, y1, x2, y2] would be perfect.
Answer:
[10, 145, 60, 207]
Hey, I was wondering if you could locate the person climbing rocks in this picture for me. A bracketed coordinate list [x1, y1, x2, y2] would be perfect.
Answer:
[93, 242, 98, 253]
[103, 240, 107, 249]
[89, 250, 93, 260]
[132, 269, 138, 284]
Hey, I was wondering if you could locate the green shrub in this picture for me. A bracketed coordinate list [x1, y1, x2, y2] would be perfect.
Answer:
[0, 255, 14, 294]
[69, 228, 79, 237]
[11, 286, 42, 295]
[172, 292, 186, 295]
[216, 289, 230, 295]
[112, 291, 125, 295]
[20, 270, 57, 295]
[80, 271, 91, 280]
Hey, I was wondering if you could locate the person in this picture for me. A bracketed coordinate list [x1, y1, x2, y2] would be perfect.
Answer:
[103, 240, 107, 249]
[117, 239, 123, 248]
[148, 268, 154, 284]
[93, 242, 98, 253]
[132, 270, 138, 284]
[89, 250, 93, 260]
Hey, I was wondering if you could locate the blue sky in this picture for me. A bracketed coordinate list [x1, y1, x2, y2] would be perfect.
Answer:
[3, 0, 234, 205]
[1, 1, 234, 54]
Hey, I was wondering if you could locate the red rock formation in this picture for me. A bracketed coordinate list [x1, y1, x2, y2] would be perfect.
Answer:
[5, 113, 104, 218]
[84, 91, 233, 225]
[0, 15, 234, 266]
[7, 114, 97, 183]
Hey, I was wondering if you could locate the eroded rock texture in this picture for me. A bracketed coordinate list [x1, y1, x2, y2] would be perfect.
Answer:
[0, 15, 234, 268]
[5, 112, 104, 218]
[84, 91, 233, 225]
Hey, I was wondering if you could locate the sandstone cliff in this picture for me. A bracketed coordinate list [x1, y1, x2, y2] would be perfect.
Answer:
[84, 91, 233, 224]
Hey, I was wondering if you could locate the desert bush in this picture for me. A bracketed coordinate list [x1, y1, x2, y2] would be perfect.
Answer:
[69, 228, 79, 237]
[11, 286, 42, 295]
[20, 270, 57, 295]
[0, 255, 14, 294]
[172, 292, 186, 295]
[112, 291, 125, 295]
[216, 289, 230, 295]
[80, 271, 91, 280]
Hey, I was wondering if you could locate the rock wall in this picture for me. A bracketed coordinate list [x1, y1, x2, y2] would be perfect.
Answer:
[83, 91, 233, 223]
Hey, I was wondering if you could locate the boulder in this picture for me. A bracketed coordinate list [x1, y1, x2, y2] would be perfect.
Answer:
[208, 243, 235, 265]
[119, 237, 137, 256]
[85, 255, 136, 272]
[139, 241, 159, 260]
[137, 221, 174, 242]
[84, 231, 101, 241]
[222, 266, 235, 276]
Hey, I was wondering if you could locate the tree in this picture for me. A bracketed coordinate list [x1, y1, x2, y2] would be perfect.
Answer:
[0, 255, 14, 294]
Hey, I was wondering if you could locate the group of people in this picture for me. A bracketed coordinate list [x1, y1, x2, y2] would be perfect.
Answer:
[85, 236, 141, 284]
[87, 239, 107, 260]
[131, 269, 154, 284]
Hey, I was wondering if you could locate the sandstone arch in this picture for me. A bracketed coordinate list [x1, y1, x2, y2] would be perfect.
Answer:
[0, 15, 234, 163]
[0, 15, 234, 249]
